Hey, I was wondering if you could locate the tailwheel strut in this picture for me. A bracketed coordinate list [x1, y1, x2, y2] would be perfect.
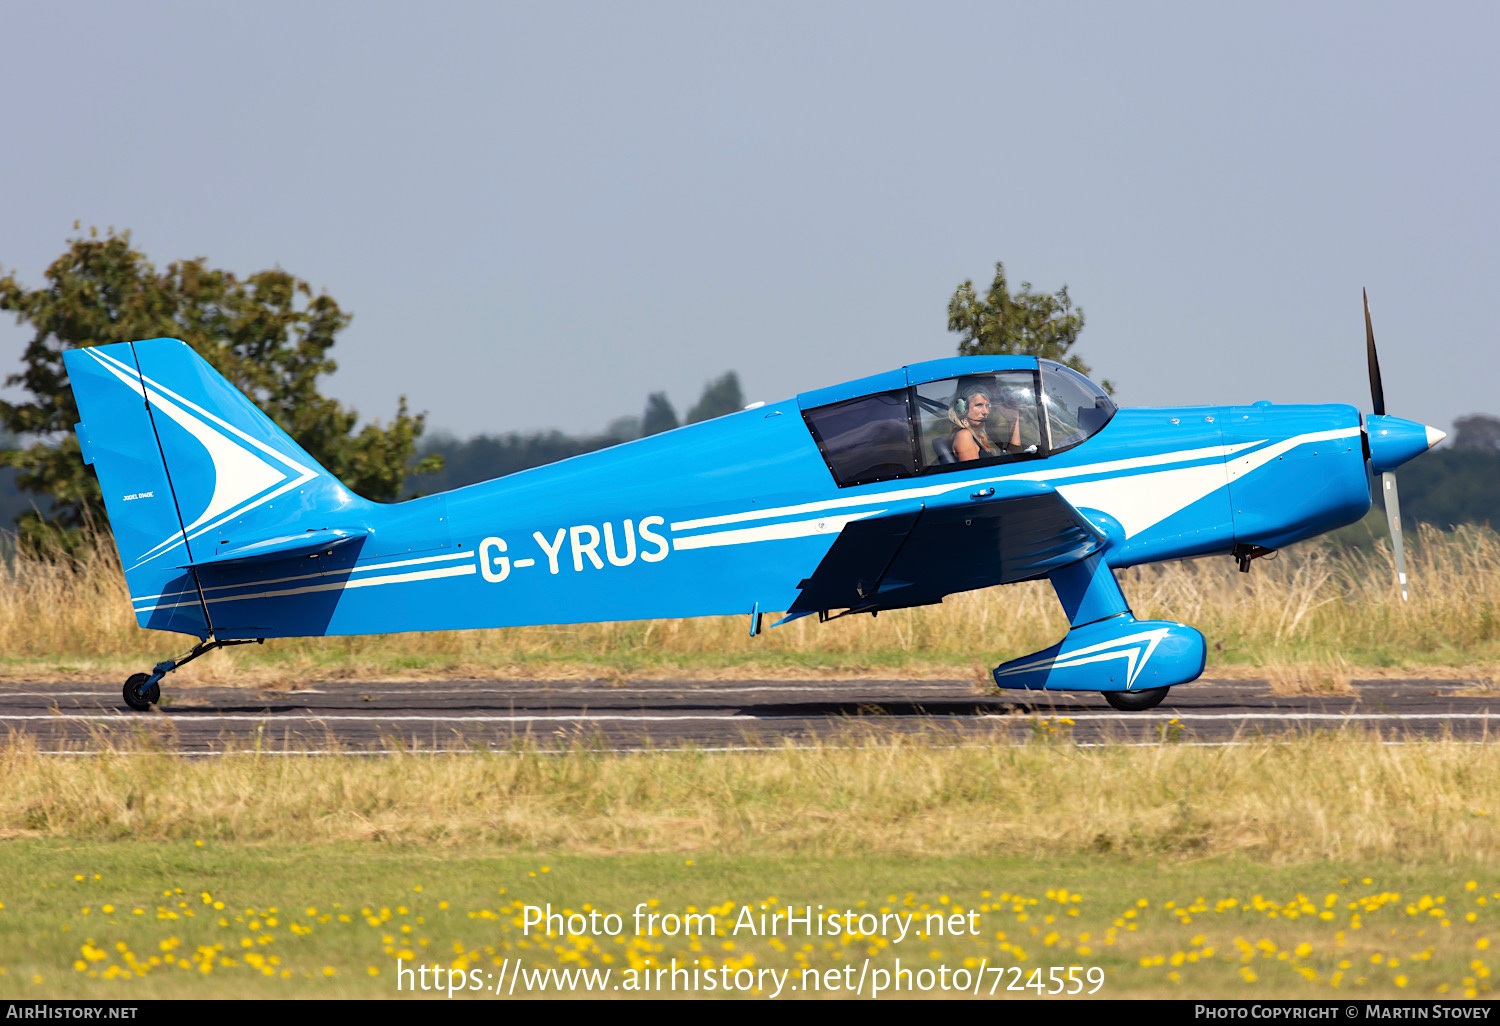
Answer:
[122, 637, 265, 711]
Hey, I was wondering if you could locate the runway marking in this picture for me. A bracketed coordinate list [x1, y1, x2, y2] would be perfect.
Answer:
[0, 692, 120, 698]
[0, 713, 751, 723]
[0, 684, 952, 702]
[30, 739, 1496, 758]
[1, 711, 1494, 724]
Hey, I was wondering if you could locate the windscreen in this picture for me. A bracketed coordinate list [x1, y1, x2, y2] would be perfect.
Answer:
[1041, 363, 1116, 452]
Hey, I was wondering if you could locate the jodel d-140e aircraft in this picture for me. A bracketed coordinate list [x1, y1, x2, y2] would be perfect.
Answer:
[65, 296, 1441, 712]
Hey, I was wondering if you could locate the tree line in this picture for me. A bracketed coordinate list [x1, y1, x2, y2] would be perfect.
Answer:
[1, 232, 1495, 543]
[413, 371, 745, 493]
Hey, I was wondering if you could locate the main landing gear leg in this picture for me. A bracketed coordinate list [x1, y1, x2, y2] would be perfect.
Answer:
[122, 637, 265, 711]
[990, 552, 1205, 712]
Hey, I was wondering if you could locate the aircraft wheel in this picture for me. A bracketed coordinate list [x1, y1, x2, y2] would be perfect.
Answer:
[1104, 686, 1169, 712]
[123, 673, 160, 712]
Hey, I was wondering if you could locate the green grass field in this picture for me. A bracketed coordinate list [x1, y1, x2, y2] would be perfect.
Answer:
[0, 732, 1496, 999]
[1, 845, 1493, 999]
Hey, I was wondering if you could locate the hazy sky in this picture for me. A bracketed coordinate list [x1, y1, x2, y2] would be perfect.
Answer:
[2, 1, 1495, 441]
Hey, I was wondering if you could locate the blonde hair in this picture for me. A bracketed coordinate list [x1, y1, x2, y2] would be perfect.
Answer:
[948, 383, 996, 454]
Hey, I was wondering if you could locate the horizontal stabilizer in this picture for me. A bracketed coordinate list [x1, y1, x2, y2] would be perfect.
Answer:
[178, 527, 372, 568]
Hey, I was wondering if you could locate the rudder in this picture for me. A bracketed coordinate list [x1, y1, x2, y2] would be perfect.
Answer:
[65, 338, 370, 635]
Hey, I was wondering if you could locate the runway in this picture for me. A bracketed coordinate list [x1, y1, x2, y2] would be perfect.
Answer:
[1, 677, 1496, 753]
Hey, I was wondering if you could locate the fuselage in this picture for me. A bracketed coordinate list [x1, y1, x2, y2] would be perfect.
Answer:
[157, 355, 1372, 640]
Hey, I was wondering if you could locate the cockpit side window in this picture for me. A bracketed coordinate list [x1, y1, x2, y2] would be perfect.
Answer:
[914, 371, 1044, 472]
[803, 389, 918, 487]
[1041, 363, 1117, 453]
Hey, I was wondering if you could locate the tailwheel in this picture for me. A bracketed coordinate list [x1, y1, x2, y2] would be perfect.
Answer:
[1104, 686, 1169, 712]
[123, 673, 160, 712]
[121, 637, 263, 713]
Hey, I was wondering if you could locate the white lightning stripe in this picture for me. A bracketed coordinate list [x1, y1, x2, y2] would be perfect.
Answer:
[669, 441, 1259, 532]
[91, 346, 315, 478]
[1057, 462, 1229, 539]
[1223, 427, 1361, 483]
[133, 563, 477, 614]
[82, 350, 202, 568]
[995, 627, 1171, 689]
[1055, 427, 1361, 540]
[89, 347, 324, 571]
[132, 386, 284, 535]
[670, 426, 1362, 548]
[130, 550, 476, 606]
[672, 510, 887, 551]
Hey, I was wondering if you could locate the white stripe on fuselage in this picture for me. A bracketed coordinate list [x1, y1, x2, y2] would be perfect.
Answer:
[672, 510, 887, 551]
[669, 440, 1257, 533]
[131, 550, 477, 607]
[1060, 426, 1359, 538]
[671, 428, 1358, 547]
[132, 562, 477, 615]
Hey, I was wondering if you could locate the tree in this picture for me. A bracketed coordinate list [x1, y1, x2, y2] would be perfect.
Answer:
[1452, 414, 1500, 452]
[641, 392, 680, 436]
[0, 227, 440, 539]
[685, 371, 745, 424]
[947, 261, 1112, 392]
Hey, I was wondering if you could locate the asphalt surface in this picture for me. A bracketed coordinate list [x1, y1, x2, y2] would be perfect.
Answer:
[1, 677, 1496, 753]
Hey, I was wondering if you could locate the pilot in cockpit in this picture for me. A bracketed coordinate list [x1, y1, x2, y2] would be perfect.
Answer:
[949, 380, 1022, 461]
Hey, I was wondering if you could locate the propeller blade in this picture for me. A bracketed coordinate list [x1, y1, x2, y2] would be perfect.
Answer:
[1381, 471, 1408, 602]
[1365, 288, 1386, 416]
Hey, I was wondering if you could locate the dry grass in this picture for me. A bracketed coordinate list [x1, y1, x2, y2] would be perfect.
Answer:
[5, 729, 1500, 863]
[3, 525, 1500, 683]
[1267, 658, 1355, 696]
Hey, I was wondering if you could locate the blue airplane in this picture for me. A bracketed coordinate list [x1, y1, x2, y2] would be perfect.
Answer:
[64, 294, 1442, 712]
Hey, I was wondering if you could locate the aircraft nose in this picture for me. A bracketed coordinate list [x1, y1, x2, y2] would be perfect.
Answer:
[1366, 414, 1445, 474]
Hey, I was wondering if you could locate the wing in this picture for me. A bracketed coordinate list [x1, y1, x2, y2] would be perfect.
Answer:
[781, 480, 1104, 621]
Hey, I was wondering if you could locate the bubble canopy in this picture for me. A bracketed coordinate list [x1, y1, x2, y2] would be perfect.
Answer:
[799, 357, 1116, 488]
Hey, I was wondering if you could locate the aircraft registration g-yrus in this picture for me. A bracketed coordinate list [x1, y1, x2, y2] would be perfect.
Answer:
[66, 295, 1442, 712]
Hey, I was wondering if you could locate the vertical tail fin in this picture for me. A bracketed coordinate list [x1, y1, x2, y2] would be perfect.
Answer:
[64, 338, 369, 634]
